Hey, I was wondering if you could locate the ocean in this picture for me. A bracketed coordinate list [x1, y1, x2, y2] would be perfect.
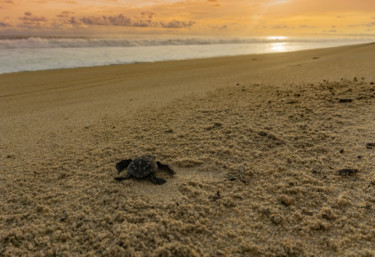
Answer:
[0, 36, 373, 74]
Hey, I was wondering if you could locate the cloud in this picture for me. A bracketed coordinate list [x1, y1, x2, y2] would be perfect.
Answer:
[68, 17, 79, 25]
[80, 14, 132, 26]
[141, 11, 155, 20]
[272, 24, 290, 29]
[0, 21, 9, 27]
[1, 0, 374, 36]
[161, 19, 195, 28]
[212, 24, 228, 30]
[57, 11, 75, 18]
[19, 12, 47, 27]
[349, 21, 375, 28]
[0, 0, 13, 10]
[19, 13, 47, 22]
[75, 13, 195, 29]
[207, 0, 220, 7]
[300, 24, 317, 28]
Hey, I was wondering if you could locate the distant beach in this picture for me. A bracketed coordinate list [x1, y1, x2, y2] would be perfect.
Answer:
[1, 43, 375, 256]
[0, 36, 373, 74]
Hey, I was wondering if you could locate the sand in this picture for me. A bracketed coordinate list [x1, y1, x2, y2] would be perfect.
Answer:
[1, 43, 375, 256]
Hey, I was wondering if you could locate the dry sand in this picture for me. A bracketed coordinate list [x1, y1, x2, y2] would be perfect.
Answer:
[1, 43, 375, 256]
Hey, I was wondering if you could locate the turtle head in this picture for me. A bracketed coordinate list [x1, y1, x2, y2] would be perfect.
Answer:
[143, 154, 155, 161]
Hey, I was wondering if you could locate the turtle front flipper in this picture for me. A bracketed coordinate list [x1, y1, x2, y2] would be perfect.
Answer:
[149, 174, 166, 185]
[115, 172, 132, 181]
[116, 159, 132, 173]
[157, 162, 175, 175]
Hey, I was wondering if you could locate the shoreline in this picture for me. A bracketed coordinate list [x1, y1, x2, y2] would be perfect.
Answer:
[1, 41, 374, 76]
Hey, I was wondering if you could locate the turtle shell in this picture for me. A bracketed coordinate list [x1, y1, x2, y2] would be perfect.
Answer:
[127, 155, 158, 179]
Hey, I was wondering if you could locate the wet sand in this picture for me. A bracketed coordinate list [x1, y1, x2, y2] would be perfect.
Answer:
[1, 43, 375, 256]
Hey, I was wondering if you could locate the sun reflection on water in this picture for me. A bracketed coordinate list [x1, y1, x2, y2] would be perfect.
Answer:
[265, 36, 292, 52]
[270, 42, 288, 52]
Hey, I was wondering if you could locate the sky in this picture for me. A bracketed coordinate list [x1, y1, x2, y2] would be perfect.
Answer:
[1, 0, 375, 37]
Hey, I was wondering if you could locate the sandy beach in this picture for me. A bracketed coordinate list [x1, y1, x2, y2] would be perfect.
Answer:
[1, 43, 375, 256]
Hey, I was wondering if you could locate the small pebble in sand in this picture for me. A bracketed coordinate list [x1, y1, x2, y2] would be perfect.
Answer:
[339, 149, 344, 154]
[338, 169, 358, 176]
[339, 98, 353, 103]
[205, 122, 222, 131]
[279, 194, 293, 206]
[225, 166, 249, 183]
[211, 190, 221, 201]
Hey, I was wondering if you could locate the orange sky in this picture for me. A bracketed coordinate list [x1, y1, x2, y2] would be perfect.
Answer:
[1, 0, 375, 37]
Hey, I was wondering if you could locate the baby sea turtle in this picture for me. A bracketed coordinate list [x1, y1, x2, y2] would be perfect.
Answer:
[114, 154, 175, 185]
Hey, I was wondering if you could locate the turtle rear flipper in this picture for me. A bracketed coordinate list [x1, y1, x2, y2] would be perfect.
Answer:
[149, 174, 166, 185]
[115, 172, 132, 181]
[157, 162, 175, 175]
[116, 159, 132, 173]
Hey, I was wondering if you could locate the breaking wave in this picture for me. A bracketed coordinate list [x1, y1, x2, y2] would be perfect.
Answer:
[0, 36, 318, 49]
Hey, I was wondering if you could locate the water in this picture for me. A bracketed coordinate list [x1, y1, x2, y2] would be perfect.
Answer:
[0, 36, 373, 74]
